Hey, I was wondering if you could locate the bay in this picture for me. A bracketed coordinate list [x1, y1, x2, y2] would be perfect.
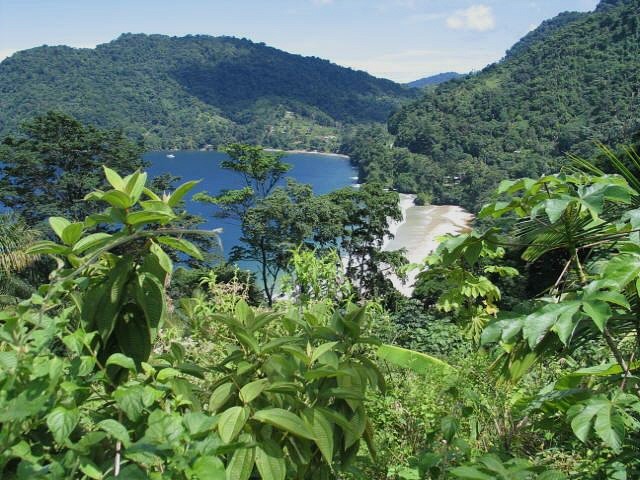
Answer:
[145, 150, 358, 260]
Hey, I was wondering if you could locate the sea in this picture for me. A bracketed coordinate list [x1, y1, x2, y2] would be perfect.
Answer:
[145, 150, 358, 260]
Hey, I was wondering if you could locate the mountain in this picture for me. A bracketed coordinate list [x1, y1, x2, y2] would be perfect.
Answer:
[0, 34, 417, 150]
[381, 0, 640, 211]
[405, 72, 463, 89]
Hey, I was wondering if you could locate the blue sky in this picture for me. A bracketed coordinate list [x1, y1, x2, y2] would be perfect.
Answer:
[0, 0, 599, 82]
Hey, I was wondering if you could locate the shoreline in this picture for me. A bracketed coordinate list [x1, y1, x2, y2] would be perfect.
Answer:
[264, 148, 350, 159]
[383, 200, 473, 296]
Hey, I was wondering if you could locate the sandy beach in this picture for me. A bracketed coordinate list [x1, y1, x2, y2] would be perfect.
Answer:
[383, 195, 473, 296]
[264, 148, 350, 159]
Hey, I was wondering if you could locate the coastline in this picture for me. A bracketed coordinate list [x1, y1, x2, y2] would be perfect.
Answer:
[383, 197, 473, 296]
[264, 148, 350, 159]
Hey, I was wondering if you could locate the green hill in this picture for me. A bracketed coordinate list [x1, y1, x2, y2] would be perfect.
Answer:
[380, 0, 640, 210]
[0, 34, 416, 150]
[405, 72, 463, 89]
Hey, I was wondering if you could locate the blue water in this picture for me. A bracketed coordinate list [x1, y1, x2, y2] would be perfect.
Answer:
[145, 150, 357, 259]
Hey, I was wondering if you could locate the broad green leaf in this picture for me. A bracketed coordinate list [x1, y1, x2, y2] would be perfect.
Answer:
[49, 216, 70, 240]
[218, 406, 250, 443]
[255, 440, 286, 480]
[97, 419, 130, 448]
[124, 171, 147, 203]
[113, 385, 145, 421]
[239, 378, 268, 404]
[253, 408, 315, 440]
[310, 342, 339, 364]
[150, 242, 173, 273]
[72, 232, 112, 254]
[305, 409, 334, 465]
[115, 306, 151, 365]
[157, 367, 181, 381]
[61, 222, 84, 246]
[209, 382, 235, 413]
[192, 456, 226, 480]
[103, 166, 125, 190]
[46, 407, 79, 445]
[26, 240, 70, 255]
[142, 187, 161, 201]
[227, 446, 255, 480]
[158, 236, 203, 260]
[105, 353, 136, 371]
[79, 457, 102, 479]
[543, 198, 572, 223]
[168, 180, 200, 207]
[582, 300, 612, 332]
[126, 211, 175, 226]
[377, 344, 455, 375]
[449, 466, 494, 480]
[101, 190, 133, 209]
[183, 412, 217, 436]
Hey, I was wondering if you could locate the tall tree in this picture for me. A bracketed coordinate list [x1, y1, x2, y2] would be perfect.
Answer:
[328, 182, 407, 300]
[0, 111, 144, 224]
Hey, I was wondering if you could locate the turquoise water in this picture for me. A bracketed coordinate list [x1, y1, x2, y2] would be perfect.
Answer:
[145, 150, 357, 258]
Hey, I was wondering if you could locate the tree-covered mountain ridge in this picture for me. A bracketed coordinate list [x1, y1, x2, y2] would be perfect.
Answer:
[367, 0, 640, 211]
[0, 33, 417, 150]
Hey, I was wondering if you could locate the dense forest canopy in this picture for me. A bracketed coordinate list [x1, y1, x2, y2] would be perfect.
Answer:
[344, 0, 640, 212]
[4, 0, 640, 478]
[0, 34, 417, 151]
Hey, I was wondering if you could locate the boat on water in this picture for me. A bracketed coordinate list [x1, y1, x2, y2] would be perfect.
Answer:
[166, 154, 175, 159]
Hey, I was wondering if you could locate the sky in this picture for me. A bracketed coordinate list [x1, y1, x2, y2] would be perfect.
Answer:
[0, 0, 600, 83]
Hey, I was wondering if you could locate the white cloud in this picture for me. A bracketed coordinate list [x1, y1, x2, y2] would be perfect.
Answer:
[446, 4, 495, 32]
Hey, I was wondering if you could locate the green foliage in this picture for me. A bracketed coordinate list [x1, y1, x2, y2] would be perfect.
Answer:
[0, 112, 144, 224]
[450, 454, 566, 480]
[343, 1, 640, 212]
[415, 230, 518, 343]
[0, 34, 416, 151]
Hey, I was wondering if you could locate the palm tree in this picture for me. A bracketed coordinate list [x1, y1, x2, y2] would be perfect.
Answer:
[0, 213, 40, 301]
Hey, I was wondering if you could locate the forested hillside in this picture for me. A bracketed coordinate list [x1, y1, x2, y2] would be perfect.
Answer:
[405, 72, 462, 89]
[347, 0, 640, 212]
[0, 34, 416, 150]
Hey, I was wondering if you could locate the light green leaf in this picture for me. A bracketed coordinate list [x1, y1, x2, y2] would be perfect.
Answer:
[97, 419, 130, 448]
[209, 383, 235, 413]
[158, 236, 204, 260]
[226, 443, 255, 480]
[168, 180, 200, 207]
[255, 440, 286, 480]
[253, 408, 315, 440]
[157, 367, 181, 381]
[104, 166, 125, 190]
[61, 222, 84, 246]
[239, 379, 268, 404]
[192, 456, 226, 480]
[377, 344, 455, 375]
[101, 190, 133, 209]
[150, 242, 173, 273]
[218, 406, 250, 443]
[49, 217, 71, 240]
[46, 407, 79, 444]
[106, 353, 136, 371]
[72, 233, 113, 254]
[311, 342, 339, 364]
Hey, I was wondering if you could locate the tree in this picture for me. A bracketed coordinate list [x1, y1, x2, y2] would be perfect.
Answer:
[195, 144, 296, 304]
[328, 182, 407, 301]
[0, 111, 144, 225]
[233, 180, 343, 306]
[0, 213, 41, 301]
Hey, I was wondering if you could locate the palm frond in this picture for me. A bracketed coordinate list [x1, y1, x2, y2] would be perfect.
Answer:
[0, 213, 41, 273]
